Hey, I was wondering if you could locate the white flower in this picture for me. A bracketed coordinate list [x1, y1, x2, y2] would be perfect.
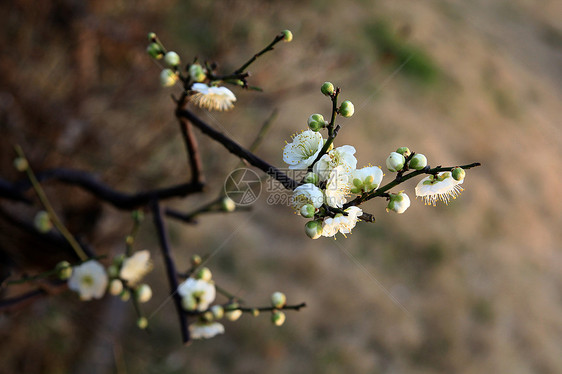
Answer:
[283, 130, 324, 170]
[321, 206, 363, 238]
[190, 83, 236, 111]
[351, 166, 384, 194]
[178, 277, 216, 311]
[292, 183, 324, 212]
[313, 145, 357, 181]
[120, 250, 152, 286]
[68, 260, 108, 301]
[415, 172, 464, 206]
[189, 321, 225, 339]
[325, 165, 354, 208]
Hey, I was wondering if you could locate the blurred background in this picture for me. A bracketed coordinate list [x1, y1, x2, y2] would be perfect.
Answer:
[1, 0, 561, 373]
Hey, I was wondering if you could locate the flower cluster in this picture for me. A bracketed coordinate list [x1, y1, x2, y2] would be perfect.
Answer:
[284, 83, 471, 239]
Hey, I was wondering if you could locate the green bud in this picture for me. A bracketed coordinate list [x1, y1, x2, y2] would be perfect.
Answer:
[271, 310, 286, 326]
[321, 82, 335, 96]
[189, 64, 206, 82]
[339, 100, 354, 118]
[34, 211, 52, 233]
[451, 167, 466, 181]
[160, 68, 178, 87]
[56, 261, 72, 280]
[107, 265, 119, 278]
[191, 254, 202, 267]
[271, 292, 287, 308]
[164, 51, 180, 67]
[225, 303, 242, 321]
[303, 172, 319, 185]
[181, 295, 197, 311]
[220, 197, 236, 212]
[202, 311, 214, 322]
[305, 220, 323, 239]
[281, 30, 293, 42]
[109, 279, 123, 296]
[147, 32, 157, 41]
[386, 192, 410, 214]
[120, 289, 131, 302]
[308, 121, 322, 132]
[251, 308, 260, 317]
[136, 284, 152, 303]
[137, 317, 148, 330]
[300, 204, 315, 218]
[396, 147, 411, 157]
[211, 305, 224, 320]
[125, 235, 134, 246]
[386, 152, 406, 172]
[195, 267, 212, 282]
[146, 43, 164, 59]
[409, 154, 427, 170]
[13, 157, 28, 172]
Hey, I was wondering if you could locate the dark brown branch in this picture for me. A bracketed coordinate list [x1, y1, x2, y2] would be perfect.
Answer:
[11, 168, 204, 210]
[0, 281, 66, 313]
[177, 109, 298, 190]
[176, 109, 205, 185]
[150, 199, 190, 344]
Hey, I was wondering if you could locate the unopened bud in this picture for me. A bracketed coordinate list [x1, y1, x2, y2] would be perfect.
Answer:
[137, 317, 148, 329]
[386, 192, 411, 214]
[386, 152, 406, 172]
[339, 100, 354, 118]
[271, 310, 286, 326]
[211, 305, 224, 320]
[409, 154, 427, 170]
[451, 167, 465, 181]
[34, 211, 52, 233]
[147, 32, 157, 41]
[300, 204, 315, 218]
[281, 30, 293, 42]
[191, 254, 202, 267]
[396, 147, 411, 157]
[271, 292, 287, 308]
[56, 261, 72, 280]
[160, 69, 178, 87]
[225, 303, 242, 321]
[146, 43, 164, 59]
[189, 64, 206, 82]
[321, 82, 335, 96]
[251, 308, 260, 317]
[220, 197, 236, 212]
[136, 284, 152, 303]
[13, 157, 28, 172]
[195, 267, 212, 282]
[120, 289, 131, 302]
[164, 51, 180, 67]
[181, 295, 197, 311]
[305, 220, 323, 239]
[109, 279, 124, 296]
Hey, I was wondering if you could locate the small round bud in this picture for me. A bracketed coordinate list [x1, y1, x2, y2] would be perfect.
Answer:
[305, 220, 323, 239]
[211, 305, 224, 320]
[137, 317, 148, 330]
[164, 51, 180, 67]
[125, 235, 134, 246]
[451, 167, 466, 181]
[181, 295, 197, 311]
[303, 172, 319, 185]
[189, 64, 206, 82]
[195, 267, 212, 282]
[160, 69, 178, 87]
[271, 310, 286, 326]
[321, 82, 335, 96]
[146, 43, 164, 59]
[339, 100, 354, 118]
[120, 289, 131, 302]
[281, 30, 293, 42]
[386, 152, 406, 172]
[13, 157, 28, 172]
[56, 261, 72, 280]
[409, 154, 427, 170]
[396, 147, 411, 157]
[147, 32, 157, 41]
[107, 264, 119, 278]
[109, 279, 123, 296]
[251, 308, 260, 317]
[307, 113, 326, 132]
[202, 311, 214, 322]
[136, 284, 152, 303]
[300, 204, 315, 219]
[190, 254, 202, 267]
[271, 292, 287, 308]
[34, 211, 52, 233]
[220, 197, 236, 212]
[225, 304, 242, 321]
[386, 192, 411, 214]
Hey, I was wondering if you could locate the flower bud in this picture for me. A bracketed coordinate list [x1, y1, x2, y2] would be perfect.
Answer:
[146, 43, 164, 59]
[147, 32, 157, 41]
[56, 261, 72, 280]
[137, 317, 148, 330]
[221, 196, 236, 212]
[125, 235, 134, 246]
[136, 284, 152, 303]
[281, 30, 293, 42]
[409, 154, 427, 170]
[13, 157, 28, 172]
[189, 64, 206, 82]
[181, 295, 197, 311]
[395, 147, 411, 157]
[109, 279, 123, 296]
[386, 192, 411, 214]
[160, 69, 178, 87]
[120, 289, 131, 302]
[195, 267, 212, 282]
[271, 292, 287, 308]
[191, 254, 202, 267]
[164, 51, 180, 67]
[305, 220, 323, 239]
[34, 211, 52, 233]
[202, 311, 214, 322]
[211, 305, 224, 320]
[386, 152, 406, 172]
[107, 264, 119, 278]
[303, 172, 319, 185]
[271, 310, 286, 326]
[251, 308, 260, 317]
[451, 167, 466, 181]
[339, 100, 354, 118]
[321, 81, 335, 96]
[300, 204, 315, 218]
[225, 303, 242, 321]
[307, 113, 326, 132]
